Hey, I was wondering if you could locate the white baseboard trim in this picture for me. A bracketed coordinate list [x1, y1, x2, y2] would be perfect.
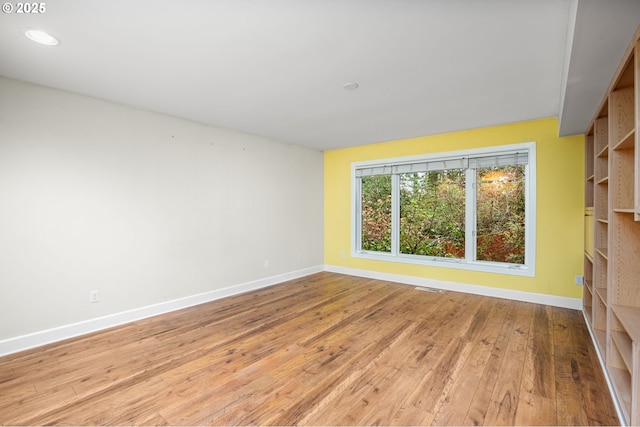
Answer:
[324, 265, 583, 310]
[0, 265, 323, 357]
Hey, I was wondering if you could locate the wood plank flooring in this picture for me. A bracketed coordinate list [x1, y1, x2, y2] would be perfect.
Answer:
[0, 272, 618, 425]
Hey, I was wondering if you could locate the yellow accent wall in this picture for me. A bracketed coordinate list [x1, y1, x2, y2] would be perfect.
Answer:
[324, 118, 585, 299]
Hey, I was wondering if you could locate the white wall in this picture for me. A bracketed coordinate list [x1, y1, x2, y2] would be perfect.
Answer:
[0, 76, 324, 342]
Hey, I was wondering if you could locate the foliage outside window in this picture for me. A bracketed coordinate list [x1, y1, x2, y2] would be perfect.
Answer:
[361, 175, 392, 252]
[354, 143, 535, 276]
[399, 170, 466, 258]
[476, 165, 525, 264]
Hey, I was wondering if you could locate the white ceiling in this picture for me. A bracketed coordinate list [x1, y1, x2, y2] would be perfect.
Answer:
[0, 0, 639, 151]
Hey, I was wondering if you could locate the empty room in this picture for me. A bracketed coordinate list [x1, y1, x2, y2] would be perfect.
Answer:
[1, 0, 640, 425]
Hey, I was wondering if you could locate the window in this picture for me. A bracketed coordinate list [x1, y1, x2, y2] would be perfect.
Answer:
[353, 143, 535, 276]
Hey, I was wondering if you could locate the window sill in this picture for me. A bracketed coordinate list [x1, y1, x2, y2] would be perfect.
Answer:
[352, 250, 534, 277]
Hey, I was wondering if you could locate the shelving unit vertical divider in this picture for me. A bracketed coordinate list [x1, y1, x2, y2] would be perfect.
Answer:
[636, 41, 640, 222]
[593, 114, 609, 351]
[584, 131, 595, 325]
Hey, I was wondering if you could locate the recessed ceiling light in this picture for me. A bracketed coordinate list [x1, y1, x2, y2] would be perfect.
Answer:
[343, 82, 359, 90]
[25, 30, 60, 46]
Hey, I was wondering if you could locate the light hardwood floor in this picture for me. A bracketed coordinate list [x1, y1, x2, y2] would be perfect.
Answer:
[0, 272, 618, 425]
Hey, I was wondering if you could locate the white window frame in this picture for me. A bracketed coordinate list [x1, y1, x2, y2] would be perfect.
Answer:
[351, 142, 536, 277]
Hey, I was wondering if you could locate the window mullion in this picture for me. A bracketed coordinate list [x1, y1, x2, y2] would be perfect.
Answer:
[524, 162, 532, 268]
[465, 168, 476, 262]
[355, 177, 363, 252]
[391, 173, 400, 256]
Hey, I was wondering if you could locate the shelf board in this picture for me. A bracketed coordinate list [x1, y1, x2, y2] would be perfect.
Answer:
[595, 247, 609, 260]
[613, 208, 635, 214]
[596, 176, 609, 185]
[585, 253, 594, 263]
[596, 218, 609, 224]
[597, 145, 610, 158]
[613, 128, 635, 151]
[587, 174, 595, 182]
[611, 330, 633, 372]
[584, 279, 593, 291]
[612, 305, 640, 342]
[595, 286, 608, 304]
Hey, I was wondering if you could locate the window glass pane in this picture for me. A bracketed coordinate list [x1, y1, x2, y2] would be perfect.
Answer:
[399, 170, 465, 258]
[476, 165, 525, 264]
[361, 175, 392, 252]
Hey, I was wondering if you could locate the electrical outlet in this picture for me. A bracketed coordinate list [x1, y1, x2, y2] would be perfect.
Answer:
[264, 259, 269, 268]
[90, 290, 100, 303]
[575, 275, 584, 286]
[340, 251, 345, 258]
